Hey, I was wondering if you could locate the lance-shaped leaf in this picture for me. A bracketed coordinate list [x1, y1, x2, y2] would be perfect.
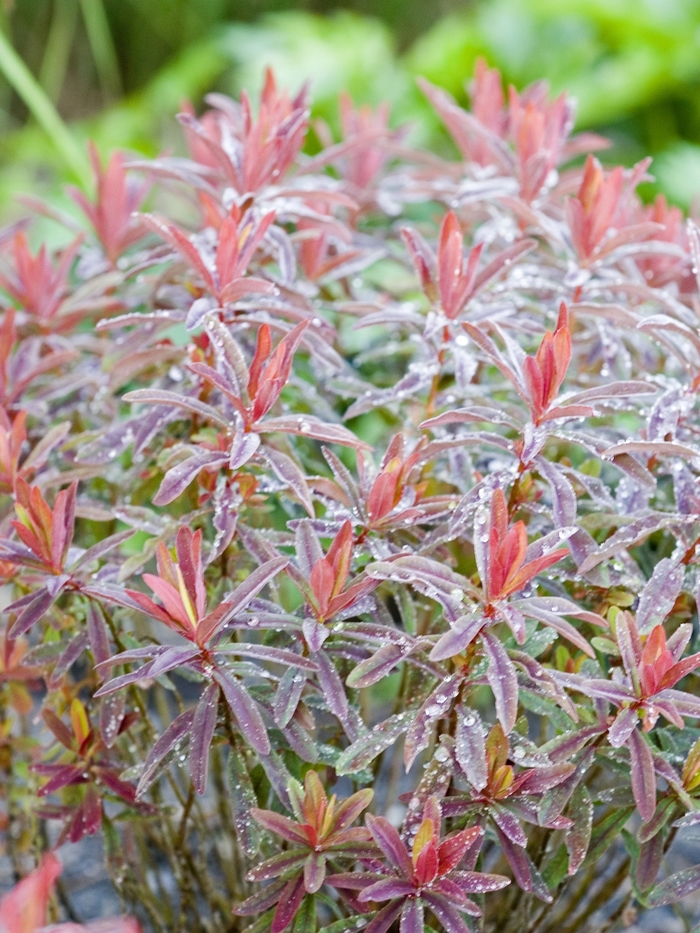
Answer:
[636, 558, 685, 634]
[137, 709, 196, 796]
[628, 728, 656, 823]
[214, 669, 270, 756]
[336, 713, 412, 775]
[404, 674, 462, 769]
[565, 785, 592, 874]
[482, 630, 518, 734]
[647, 864, 700, 907]
[455, 706, 487, 791]
[153, 449, 229, 506]
[189, 683, 220, 794]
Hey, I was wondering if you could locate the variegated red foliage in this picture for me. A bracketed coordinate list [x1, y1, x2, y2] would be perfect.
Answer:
[4, 57, 700, 933]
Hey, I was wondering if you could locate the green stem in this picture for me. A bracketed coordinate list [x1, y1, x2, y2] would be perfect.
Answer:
[78, 0, 122, 99]
[39, 0, 79, 103]
[0, 26, 88, 183]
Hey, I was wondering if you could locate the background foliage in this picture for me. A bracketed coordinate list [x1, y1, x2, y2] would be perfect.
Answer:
[3, 0, 700, 217]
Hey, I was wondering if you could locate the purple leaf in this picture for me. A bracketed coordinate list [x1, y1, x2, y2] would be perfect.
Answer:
[198, 555, 289, 643]
[455, 706, 487, 791]
[315, 648, 350, 729]
[259, 415, 371, 449]
[563, 381, 656, 407]
[659, 689, 700, 717]
[554, 672, 634, 705]
[576, 514, 679, 573]
[647, 864, 700, 907]
[365, 815, 413, 877]
[36, 764, 86, 796]
[234, 877, 287, 916]
[347, 642, 415, 689]
[99, 691, 126, 749]
[421, 405, 517, 430]
[451, 870, 510, 894]
[365, 901, 404, 933]
[271, 874, 306, 933]
[421, 893, 471, 933]
[430, 612, 485, 662]
[482, 630, 518, 734]
[251, 809, 309, 845]
[123, 388, 232, 429]
[294, 520, 323, 578]
[637, 559, 684, 634]
[538, 747, 596, 824]
[148, 644, 201, 677]
[86, 602, 111, 667]
[627, 728, 656, 822]
[214, 669, 270, 755]
[8, 586, 54, 639]
[259, 748, 294, 810]
[48, 631, 88, 689]
[336, 714, 411, 775]
[274, 667, 306, 728]
[535, 457, 576, 526]
[189, 683, 219, 794]
[359, 878, 416, 903]
[495, 827, 551, 902]
[153, 450, 228, 505]
[265, 447, 314, 516]
[519, 762, 575, 794]
[639, 797, 676, 842]
[491, 804, 527, 846]
[636, 832, 664, 891]
[400, 899, 424, 933]
[303, 853, 326, 894]
[605, 440, 700, 461]
[303, 617, 329, 652]
[219, 644, 317, 671]
[137, 709, 196, 796]
[403, 740, 456, 842]
[615, 612, 642, 680]
[344, 366, 437, 420]
[70, 528, 134, 571]
[608, 707, 638, 748]
[229, 431, 261, 470]
[404, 674, 462, 769]
[365, 557, 475, 623]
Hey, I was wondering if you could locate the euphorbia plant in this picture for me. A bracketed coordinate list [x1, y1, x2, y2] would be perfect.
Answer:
[5, 58, 700, 933]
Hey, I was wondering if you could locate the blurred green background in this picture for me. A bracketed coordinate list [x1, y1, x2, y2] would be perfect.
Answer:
[2, 0, 700, 214]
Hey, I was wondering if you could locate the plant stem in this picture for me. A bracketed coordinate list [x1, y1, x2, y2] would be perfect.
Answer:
[0, 26, 88, 183]
[78, 0, 122, 99]
[39, 0, 79, 104]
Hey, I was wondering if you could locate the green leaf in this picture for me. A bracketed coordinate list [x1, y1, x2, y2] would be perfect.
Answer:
[292, 895, 316, 933]
[586, 807, 635, 866]
[228, 741, 261, 857]
[541, 843, 569, 890]
[518, 689, 575, 731]
[566, 785, 593, 874]
[323, 915, 375, 933]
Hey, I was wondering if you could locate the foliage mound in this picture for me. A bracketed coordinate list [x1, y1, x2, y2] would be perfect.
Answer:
[4, 61, 700, 933]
